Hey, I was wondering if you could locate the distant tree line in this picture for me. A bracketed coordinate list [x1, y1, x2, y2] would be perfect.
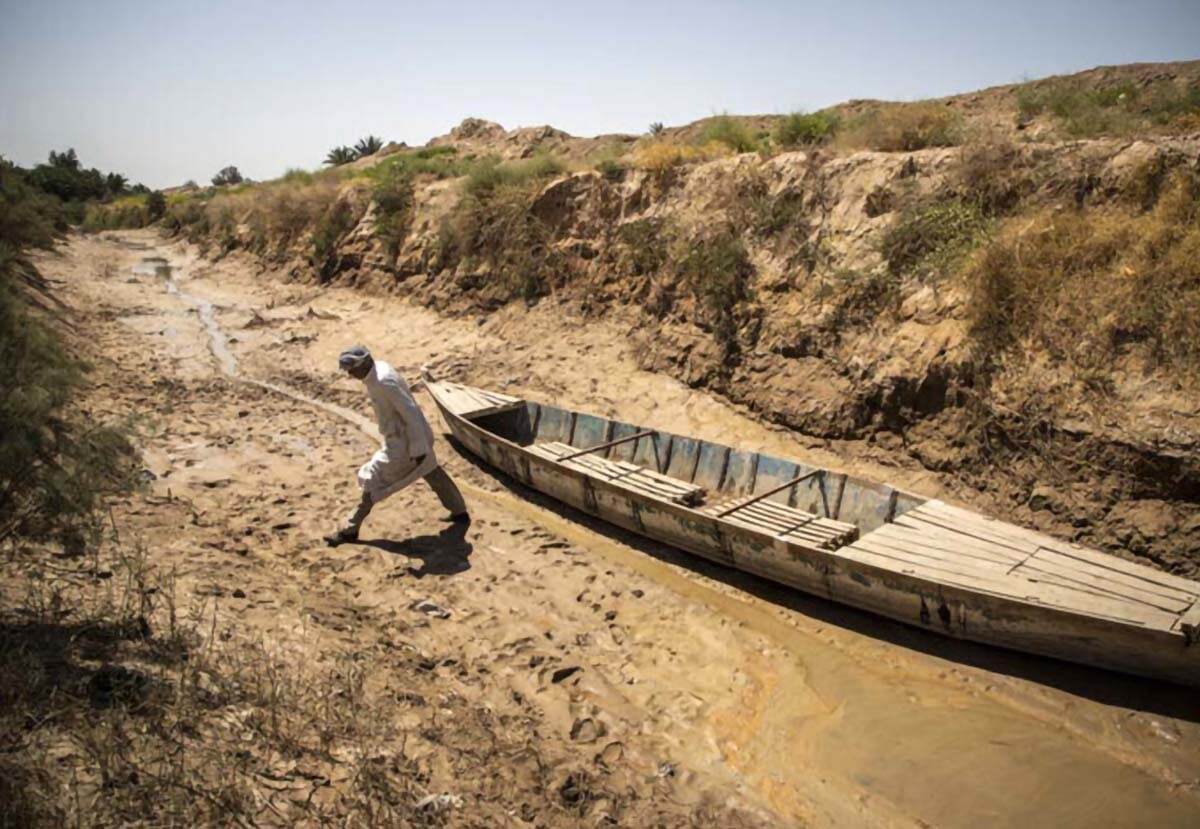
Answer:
[9, 148, 153, 224]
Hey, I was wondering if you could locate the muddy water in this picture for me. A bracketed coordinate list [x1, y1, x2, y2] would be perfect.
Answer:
[135, 249, 1200, 827]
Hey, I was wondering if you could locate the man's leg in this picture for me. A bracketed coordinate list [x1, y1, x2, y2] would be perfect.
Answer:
[423, 466, 468, 519]
[325, 491, 373, 546]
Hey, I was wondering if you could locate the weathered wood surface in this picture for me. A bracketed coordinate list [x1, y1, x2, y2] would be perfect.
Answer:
[701, 496, 858, 549]
[529, 441, 705, 506]
[428, 381, 522, 420]
[846, 501, 1200, 631]
[428, 381, 1200, 686]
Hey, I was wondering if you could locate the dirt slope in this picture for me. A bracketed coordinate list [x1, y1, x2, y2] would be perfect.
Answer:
[12, 228, 1199, 826]
[142, 60, 1200, 582]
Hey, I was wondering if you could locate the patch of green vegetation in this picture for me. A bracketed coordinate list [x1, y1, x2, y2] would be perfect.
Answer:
[371, 165, 415, 261]
[881, 199, 988, 278]
[436, 171, 565, 302]
[0, 161, 136, 550]
[617, 218, 669, 275]
[310, 199, 360, 279]
[363, 146, 472, 183]
[774, 111, 839, 148]
[462, 155, 566, 198]
[1016, 78, 1200, 137]
[279, 168, 315, 185]
[966, 169, 1200, 377]
[675, 229, 754, 344]
[838, 103, 962, 152]
[695, 115, 760, 153]
[595, 158, 626, 182]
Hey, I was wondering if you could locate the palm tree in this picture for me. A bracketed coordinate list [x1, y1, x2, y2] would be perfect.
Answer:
[354, 135, 384, 158]
[105, 172, 128, 194]
[324, 146, 357, 166]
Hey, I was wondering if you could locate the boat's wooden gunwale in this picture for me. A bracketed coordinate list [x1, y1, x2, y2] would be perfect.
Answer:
[427, 383, 1200, 686]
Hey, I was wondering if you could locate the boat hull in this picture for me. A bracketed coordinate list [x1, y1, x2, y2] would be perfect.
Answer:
[429, 386, 1200, 687]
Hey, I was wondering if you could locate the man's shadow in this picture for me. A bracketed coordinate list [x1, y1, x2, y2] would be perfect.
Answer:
[361, 519, 473, 577]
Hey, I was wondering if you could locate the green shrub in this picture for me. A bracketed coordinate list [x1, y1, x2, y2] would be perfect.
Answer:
[371, 166, 415, 261]
[966, 170, 1200, 377]
[1, 160, 64, 246]
[1, 163, 136, 549]
[0, 281, 136, 549]
[462, 155, 565, 197]
[675, 229, 754, 343]
[310, 199, 360, 278]
[280, 168, 314, 185]
[410, 145, 458, 160]
[437, 176, 564, 302]
[775, 111, 839, 148]
[212, 165, 243, 186]
[882, 200, 988, 277]
[695, 116, 759, 153]
[147, 191, 166, 220]
[617, 219, 669, 275]
[363, 147, 471, 183]
[595, 158, 625, 182]
[1016, 78, 1200, 137]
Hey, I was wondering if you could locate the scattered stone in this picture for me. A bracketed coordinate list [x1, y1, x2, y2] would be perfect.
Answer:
[416, 793, 463, 812]
[570, 717, 604, 743]
[596, 741, 624, 772]
[412, 599, 451, 619]
[551, 665, 582, 684]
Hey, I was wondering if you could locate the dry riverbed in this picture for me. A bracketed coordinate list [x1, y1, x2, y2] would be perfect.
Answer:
[8, 228, 1200, 827]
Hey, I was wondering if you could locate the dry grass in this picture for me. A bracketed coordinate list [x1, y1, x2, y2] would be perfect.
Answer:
[630, 140, 731, 172]
[835, 102, 963, 152]
[882, 200, 989, 279]
[966, 169, 1200, 379]
[436, 178, 565, 303]
[1015, 77, 1200, 138]
[163, 175, 348, 262]
[2, 529, 760, 828]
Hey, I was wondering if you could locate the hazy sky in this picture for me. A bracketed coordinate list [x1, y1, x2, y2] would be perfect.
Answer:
[2, 0, 1197, 188]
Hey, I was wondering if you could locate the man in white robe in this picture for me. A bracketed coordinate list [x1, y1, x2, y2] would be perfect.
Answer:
[325, 345, 468, 546]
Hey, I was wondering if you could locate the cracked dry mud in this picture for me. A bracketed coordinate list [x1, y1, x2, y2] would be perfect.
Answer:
[32, 229, 1200, 827]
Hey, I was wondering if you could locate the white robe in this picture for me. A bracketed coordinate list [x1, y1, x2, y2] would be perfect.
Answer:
[357, 361, 438, 502]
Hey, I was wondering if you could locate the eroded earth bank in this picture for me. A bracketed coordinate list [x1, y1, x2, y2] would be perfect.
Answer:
[12, 228, 1198, 827]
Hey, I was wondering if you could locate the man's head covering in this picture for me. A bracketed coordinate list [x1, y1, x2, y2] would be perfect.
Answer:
[338, 345, 372, 372]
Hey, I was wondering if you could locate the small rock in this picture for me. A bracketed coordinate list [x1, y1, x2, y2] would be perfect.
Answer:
[570, 717, 603, 743]
[412, 599, 451, 619]
[416, 793, 462, 812]
[551, 665, 582, 684]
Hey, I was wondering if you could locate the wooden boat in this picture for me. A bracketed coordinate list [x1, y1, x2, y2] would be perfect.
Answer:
[426, 379, 1200, 686]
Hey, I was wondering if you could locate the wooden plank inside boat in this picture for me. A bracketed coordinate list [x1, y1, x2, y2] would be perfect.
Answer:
[701, 496, 858, 549]
[844, 500, 1199, 631]
[528, 442, 706, 506]
[431, 381, 523, 420]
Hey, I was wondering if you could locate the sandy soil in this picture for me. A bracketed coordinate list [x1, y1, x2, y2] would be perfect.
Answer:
[34, 228, 1200, 827]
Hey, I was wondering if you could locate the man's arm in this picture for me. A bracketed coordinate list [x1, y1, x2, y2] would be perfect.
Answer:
[384, 378, 432, 459]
